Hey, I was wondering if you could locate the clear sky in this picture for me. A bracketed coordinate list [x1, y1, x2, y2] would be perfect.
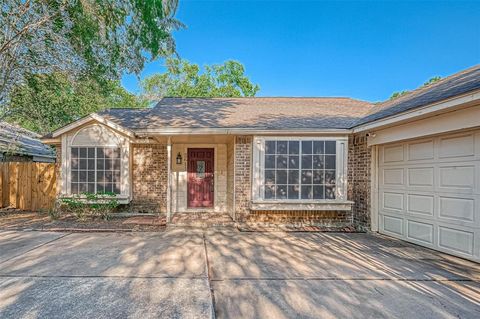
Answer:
[121, 0, 480, 102]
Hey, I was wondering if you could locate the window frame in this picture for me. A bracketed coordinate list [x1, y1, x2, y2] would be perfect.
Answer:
[69, 146, 122, 196]
[252, 136, 348, 203]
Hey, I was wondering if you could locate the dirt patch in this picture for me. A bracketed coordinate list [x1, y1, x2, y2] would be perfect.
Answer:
[0, 209, 166, 232]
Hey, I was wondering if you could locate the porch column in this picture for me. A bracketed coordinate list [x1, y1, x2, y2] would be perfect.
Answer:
[166, 137, 172, 222]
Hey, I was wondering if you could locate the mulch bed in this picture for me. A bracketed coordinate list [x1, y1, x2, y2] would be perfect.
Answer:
[0, 209, 166, 232]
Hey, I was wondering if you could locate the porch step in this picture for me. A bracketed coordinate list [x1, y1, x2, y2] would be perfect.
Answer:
[169, 212, 235, 228]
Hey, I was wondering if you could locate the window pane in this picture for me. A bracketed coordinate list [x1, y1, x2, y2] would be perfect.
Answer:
[88, 148, 95, 158]
[312, 155, 324, 169]
[325, 186, 336, 199]
[301, 170, 312, 184]
[79, 159, 87, 170]
[301, 155, 312, 169]
[265, 185, 275, 199]
[288, 141, 299, 154]
[104, 148, 113, 158]
[71, 158, 79, 169]
[79, 183, 87, 193]
[97, 183, 105, 193]
[79, 148, 87, 158]
[71, 183, 78, 194]
[71, 171, 79, 183]
[288, 170, 299, 184]
[105, 159, 112, 170]
[265, 170, 275, 184]
[265, 155, 275, 169]
[105, 183, 113, 193]
[313, 141, 324, 154]
[87, 171, 95, 183]
[325, 141, 336, 154]
[265, 141, 275, 154]
[313, 170, 324, 184]
[114, 171, 121, 182]
[97, 148, 105, 158]
[71, 148, 79, 159]
[313, 186, 325, 199]
[105, 171, 113, 183]
[97, 159, 104, 170]
[87, 183, 95, 193]
[276, 170, 287, 184]
[276, 155, 288, 169]
[288, 156, 299, 169]
[301, 186, 312, 199]
[113, 159, 121, 171]
[325, 170, 336, 185]
[112, 148, 120, 159]
[276, 141, 288, 154]
[87, 159, 95, 170]
[276, 185, 287, 199]
[301, 141, 312, 154]
[97, 171, 105, 183]
[79, 171, 87, 183]
[288, 185, 299, 199]
[325, 155, 336, 169]
[113, 182, 121, 194]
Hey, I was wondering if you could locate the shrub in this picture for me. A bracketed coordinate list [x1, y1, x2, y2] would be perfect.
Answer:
[59, 192, 119, 221]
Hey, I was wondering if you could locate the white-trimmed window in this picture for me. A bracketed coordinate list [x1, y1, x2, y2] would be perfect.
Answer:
[253, 137, 348, 202]
[70, 147, 121, 194]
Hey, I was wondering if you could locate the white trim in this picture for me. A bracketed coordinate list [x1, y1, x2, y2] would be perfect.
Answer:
[251, 136, 349, 204]
[353, 90, 480, 133]
[135, 128, 352, 135]
[250, 201, 353, 211]
[167, 137, 172, 222]
[370, 145, 379, 232]
[52, 114, 134, 138]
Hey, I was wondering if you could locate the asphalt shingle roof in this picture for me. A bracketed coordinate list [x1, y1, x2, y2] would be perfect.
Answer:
[0, 122, 55, 158]
[98, 97, 374, 130]
[354, 65, 480, 127]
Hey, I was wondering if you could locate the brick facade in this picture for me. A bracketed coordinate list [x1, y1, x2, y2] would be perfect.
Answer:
[347, 133, 371, 231]
[233, 136, 252, 221]
[131, 144, 168, 213]
[244, 210, 351, 227]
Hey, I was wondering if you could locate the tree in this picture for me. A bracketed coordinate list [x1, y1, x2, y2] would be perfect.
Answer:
[6, 72, 147, 135]
[141, 58, 260, 100]
[389, 76, 443, 100]
[0, 0, 183, 114]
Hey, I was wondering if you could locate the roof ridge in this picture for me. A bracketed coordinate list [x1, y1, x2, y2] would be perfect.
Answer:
[378, 64, 480, 107]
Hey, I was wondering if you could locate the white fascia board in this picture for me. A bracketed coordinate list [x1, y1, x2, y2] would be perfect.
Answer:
[52, 114, 134, 138]
[353, 90, 480, 133]
[134, 127, 352, 136]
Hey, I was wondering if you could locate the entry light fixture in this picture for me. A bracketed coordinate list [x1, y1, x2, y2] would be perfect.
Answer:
[176, 152, 182, 165]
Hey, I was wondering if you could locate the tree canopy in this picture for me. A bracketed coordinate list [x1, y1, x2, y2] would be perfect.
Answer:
[141, 58, 260, 100]
[6, 72, 147, 135]
[0, 0, 183, 114]
[389, 76, 442, 100]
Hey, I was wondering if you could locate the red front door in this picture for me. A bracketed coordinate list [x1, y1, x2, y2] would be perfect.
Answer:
[187, 148, 214, 208]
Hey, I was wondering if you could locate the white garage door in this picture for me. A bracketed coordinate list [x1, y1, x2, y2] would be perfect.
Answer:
[378, 129, 480, 262]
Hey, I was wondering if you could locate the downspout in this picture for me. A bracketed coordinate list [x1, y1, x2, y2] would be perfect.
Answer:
[232, 138, 236, 221]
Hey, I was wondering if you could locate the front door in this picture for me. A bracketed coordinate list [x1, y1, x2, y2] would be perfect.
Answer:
[187, 148, 214, 208]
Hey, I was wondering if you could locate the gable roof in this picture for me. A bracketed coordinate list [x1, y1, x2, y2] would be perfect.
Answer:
[354, 65, 480, 127]
[0, 122, 55, 158]
[98, 97, 374, 131]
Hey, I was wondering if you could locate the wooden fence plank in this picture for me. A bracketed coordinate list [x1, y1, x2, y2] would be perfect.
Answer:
[0, 162, 56, 210]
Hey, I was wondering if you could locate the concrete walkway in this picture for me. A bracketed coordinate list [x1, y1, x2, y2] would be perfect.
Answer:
[0, 229, 479, 318]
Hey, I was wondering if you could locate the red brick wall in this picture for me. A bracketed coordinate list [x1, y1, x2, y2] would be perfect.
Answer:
[348, 133, 371, 231]
[131, 144, 168, 213]
[233, 136, 252, 221]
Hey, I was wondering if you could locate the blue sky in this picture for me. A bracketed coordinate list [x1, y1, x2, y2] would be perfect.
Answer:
[121, 0, 480, 102]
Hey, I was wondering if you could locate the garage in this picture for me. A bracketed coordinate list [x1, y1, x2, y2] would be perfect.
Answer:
[378, 129, 480, 262]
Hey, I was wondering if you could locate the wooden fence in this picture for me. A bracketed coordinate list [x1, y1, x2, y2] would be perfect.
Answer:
[0, 162, 57, 211]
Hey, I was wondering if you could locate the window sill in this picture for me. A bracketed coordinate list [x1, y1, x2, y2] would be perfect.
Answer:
[250, 200, 353, 211]
[60, 194, 130, 204]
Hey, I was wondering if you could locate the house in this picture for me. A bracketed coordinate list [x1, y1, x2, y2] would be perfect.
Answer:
[0, 121, 55, 163]
[43, 65, 480, 262]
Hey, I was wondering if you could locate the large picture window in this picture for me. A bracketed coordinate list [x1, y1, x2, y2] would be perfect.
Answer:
[70, 147, 121, 194]
[262, 139, 338, 200]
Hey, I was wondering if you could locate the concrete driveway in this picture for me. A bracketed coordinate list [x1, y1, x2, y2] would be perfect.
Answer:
[0, 229, 479, 318]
